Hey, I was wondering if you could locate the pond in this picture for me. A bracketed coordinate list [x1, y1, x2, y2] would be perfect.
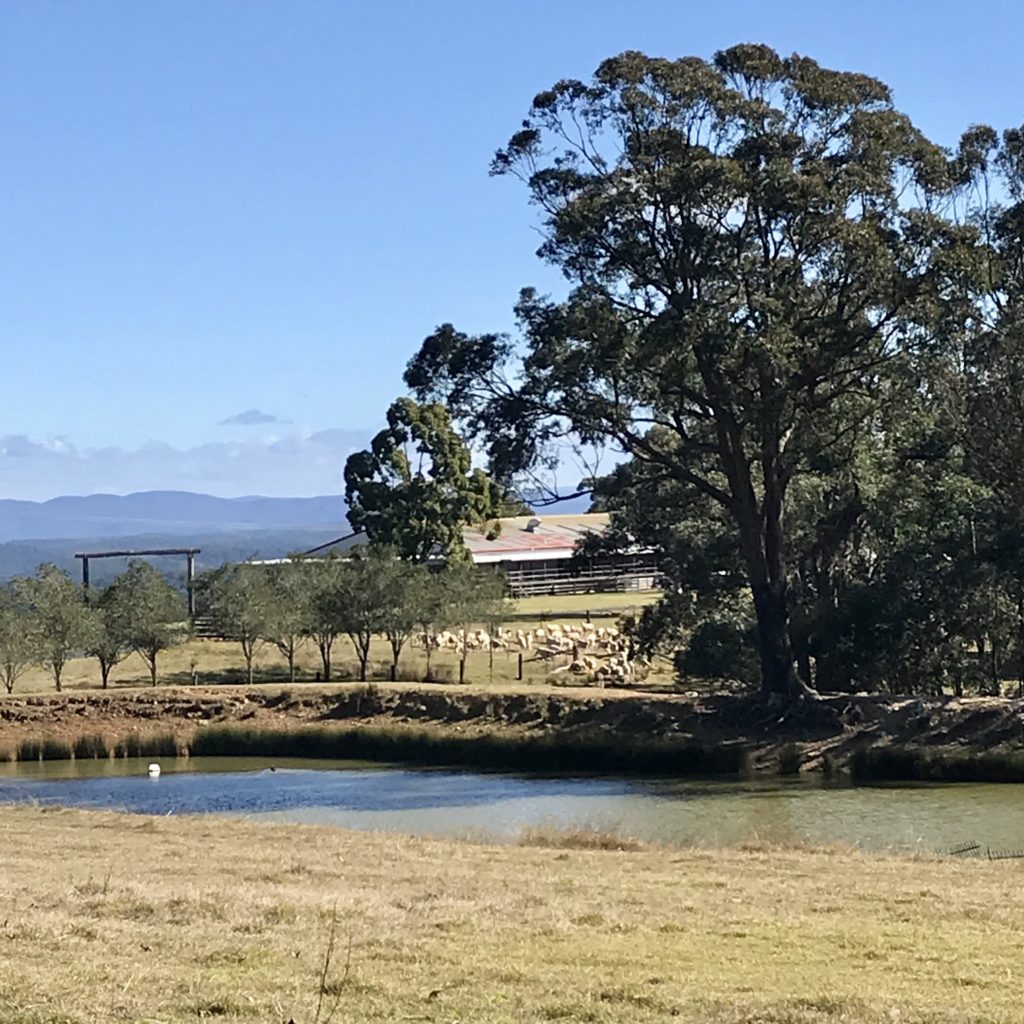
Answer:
[1, 757, 1022, 853]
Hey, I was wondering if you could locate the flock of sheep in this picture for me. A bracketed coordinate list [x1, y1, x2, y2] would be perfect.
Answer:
[414, 622, 645, 685]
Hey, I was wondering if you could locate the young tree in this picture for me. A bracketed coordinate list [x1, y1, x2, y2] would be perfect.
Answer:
[23, 563, 92, 692]
[85, 583, 132, 689]
[441, 563, 506, 676]
[0, 580, 34, 694]
[109, 561, 187, 686]
[480, 580, 511, 683]
[376, 555, 427, 681]
[414, 569, 453, 681]
[262, 561, 310, 682]
[335, 551, 391, 683]
[344, 397, 514, 563]
[405, 45, 969, 698]
[303, 557, 348, 682]
[202, 564, 271, 685]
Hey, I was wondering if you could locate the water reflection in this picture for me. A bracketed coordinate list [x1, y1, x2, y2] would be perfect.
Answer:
[0, 757, 1022, 852]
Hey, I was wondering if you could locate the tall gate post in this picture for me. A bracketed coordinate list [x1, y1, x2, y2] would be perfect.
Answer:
[186, 551, 196, 619]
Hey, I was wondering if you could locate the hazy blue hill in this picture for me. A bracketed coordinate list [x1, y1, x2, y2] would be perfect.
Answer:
[0, 528, 361, 584]
[0, 491, 348, 542]
[0, 487, 592, 582]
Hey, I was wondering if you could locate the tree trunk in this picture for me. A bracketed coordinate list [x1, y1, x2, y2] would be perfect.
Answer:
[795, 646, 812, 690]
[246, 656, 254, 686]
[288, 649, 296, 683]
[1018, 590, 1024, 699]
[101, 662, 110, 689]
[750, 580, 802, 697]
[734, 487, 805, 699]
[319, 640, 332, 683]
[149, 654, 158, 686]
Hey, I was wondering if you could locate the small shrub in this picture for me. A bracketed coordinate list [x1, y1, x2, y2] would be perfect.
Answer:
[423, 665, 455, 684]
[73, 735, 110, 760]
[141, 733, 180, 758]
[17, 738, 41, 762]
[39, 738, 72, 761]
[320, 662, 355, 682]
[675, 618, 760, 686]
[778, 743, 803, 776]
[114, 733, 179, 758]
[354, 681, 381, 702]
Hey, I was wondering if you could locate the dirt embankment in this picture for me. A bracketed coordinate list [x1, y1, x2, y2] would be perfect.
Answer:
[2, 684, 1024, 769]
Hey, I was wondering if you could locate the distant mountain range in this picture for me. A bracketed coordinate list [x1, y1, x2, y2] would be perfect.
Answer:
[0, 529, 356, 585]
[0, 490, 348, 542]
[0, 488, 593, 582]
[0, 491, 352, 582]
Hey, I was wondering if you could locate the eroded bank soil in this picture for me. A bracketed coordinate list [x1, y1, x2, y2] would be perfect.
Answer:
[2, 683, 1024, 770]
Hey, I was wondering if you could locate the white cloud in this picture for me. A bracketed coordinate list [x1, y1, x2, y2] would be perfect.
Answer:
[0, 430, 370, 500]
[218, 409, 287, 427]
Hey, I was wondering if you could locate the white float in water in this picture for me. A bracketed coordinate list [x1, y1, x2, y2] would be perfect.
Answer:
[148, 763, 161, 777]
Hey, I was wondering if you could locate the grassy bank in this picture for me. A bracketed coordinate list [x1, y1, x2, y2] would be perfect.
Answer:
[0, 805, 1022, 1023]
[188, 723, 748, 776]
[6, 722, 748, 777]
[7, 683, 1024, 781]
[851, 745, 1024, 783]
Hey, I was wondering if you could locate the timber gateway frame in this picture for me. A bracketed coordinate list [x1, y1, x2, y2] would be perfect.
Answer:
[73, 548, 201, 618]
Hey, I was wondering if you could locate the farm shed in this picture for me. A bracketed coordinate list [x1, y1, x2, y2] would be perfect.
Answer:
[245, 513, 659, 597]
[462, 513, 659, 597]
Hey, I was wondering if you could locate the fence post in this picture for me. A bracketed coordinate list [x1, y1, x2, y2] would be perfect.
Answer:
[459, 659, 466, 684]
[517, 653, 523, 681]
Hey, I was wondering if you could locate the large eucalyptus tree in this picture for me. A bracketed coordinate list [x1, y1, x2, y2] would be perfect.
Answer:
[406, 45, 971, 697]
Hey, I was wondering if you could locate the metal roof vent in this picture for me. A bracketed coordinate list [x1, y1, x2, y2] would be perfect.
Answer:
[525, 517, 542, 533]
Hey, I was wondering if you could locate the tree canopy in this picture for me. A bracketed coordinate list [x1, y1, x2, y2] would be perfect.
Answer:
[108, 561, 188, 686]
[344, 397, 517, 563]
[403, 44, 995, 698]
[21, 564, 93, 693]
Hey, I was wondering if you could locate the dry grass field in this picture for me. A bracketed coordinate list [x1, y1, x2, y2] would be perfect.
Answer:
[13, 591, 667, 695]
[0, 806, 1021, 1023]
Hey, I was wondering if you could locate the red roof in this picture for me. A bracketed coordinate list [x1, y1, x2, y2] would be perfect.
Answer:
[463, 513, 608, 563]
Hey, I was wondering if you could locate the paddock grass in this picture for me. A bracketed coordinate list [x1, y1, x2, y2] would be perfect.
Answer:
[508, 590, 661, 620]
[0, 804, 1021, 1023]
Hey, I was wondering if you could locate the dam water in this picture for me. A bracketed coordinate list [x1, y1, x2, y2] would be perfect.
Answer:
[1, 756, 1022, 853]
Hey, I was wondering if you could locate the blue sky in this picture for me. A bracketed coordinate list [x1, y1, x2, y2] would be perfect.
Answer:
[2, 0, 1022, 499]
